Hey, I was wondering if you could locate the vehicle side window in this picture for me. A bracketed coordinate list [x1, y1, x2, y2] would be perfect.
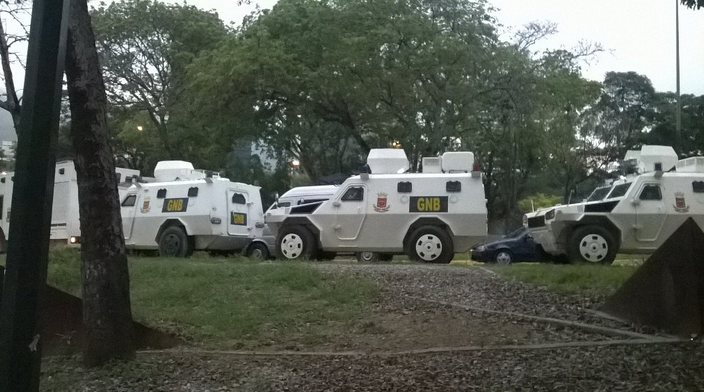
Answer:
[608, 182, 632, 199]
[341, 187, 364, 201]
[232, 193, 246, 204]
[639, 185, 662, 201]
[122, 194, 136, 207]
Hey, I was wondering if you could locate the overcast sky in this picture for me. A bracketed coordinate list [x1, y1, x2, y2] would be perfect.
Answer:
[182, 0, 704, 96]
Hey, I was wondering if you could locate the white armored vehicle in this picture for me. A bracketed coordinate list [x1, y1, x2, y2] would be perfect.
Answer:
[266, 149, 487, 264]
[0, 160, 140, 251]
[120, 161, 267, 257]
[526, 145, 704, 264]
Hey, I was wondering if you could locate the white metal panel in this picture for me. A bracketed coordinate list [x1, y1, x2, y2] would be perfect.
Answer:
[366, 148, 409, 174]
[441, 152, 474, 173]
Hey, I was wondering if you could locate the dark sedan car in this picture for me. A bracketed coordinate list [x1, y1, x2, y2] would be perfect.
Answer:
[470, 227, 541, 264]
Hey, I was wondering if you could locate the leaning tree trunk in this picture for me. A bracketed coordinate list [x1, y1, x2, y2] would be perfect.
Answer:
[65, 0, 136, 366]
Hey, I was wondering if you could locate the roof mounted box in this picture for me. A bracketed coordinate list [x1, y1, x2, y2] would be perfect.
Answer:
[441, 152, 474, 173]
[676, 157, 704, 173]
[639, 145, 677, 173]
[367, 149, 409, 174]
[154, 160, 195, 182]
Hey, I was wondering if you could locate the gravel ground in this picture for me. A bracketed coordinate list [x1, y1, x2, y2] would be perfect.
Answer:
[315, 263, 649, 333]
[40, 263, 703, 391]
[42, 343, 704, 392]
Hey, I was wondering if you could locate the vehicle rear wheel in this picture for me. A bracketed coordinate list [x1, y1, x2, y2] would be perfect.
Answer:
[158, 226, 193, 258]
[568, 225, 617, 265]
[493, 250, 513, 265]
[247, 242, 270, 260]
[407, 226, 454, 264]
[355, 251, 379, 263]
[276, 226, 318, 260]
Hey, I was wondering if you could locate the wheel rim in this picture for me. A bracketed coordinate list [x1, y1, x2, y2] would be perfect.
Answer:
[495, 251, 512, 265]
[250, 248, 264, 260]
[360, 251, 375, 262]
[415, 234, 442, 262]
[579, 233, 609, 262]
[281, 233, 304, 259]
[163, 234, 181, 256]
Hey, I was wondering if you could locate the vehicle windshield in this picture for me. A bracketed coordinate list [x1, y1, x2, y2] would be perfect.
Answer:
[506, 227, 527, 238]
[606, 182, 632, 199]
[587, 186, 612, 202]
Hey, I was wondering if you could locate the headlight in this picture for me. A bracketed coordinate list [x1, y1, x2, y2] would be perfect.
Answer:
[476, 245, 486, 251]
[545, 209, 556, 220]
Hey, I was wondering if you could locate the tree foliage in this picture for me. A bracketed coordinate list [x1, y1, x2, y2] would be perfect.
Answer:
[91, 0, 230, 172]
[681, 0, 704, 9]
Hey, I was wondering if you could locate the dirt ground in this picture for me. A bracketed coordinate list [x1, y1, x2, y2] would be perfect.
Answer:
[40, 263, 703, 392]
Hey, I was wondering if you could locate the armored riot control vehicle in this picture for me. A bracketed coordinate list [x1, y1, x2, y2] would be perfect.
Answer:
[120, 161, 266, 257]
[266, 149, 487, 264]
[0, 160, 140, 251]
[526, 145, 704, 264]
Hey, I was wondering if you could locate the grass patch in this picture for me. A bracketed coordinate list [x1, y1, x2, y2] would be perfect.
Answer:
[488, 263, 639, 297]
[43, 248, 379, 348]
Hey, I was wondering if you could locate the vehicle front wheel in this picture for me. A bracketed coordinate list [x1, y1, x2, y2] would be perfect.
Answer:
[158, 226, 194, 258]
[568, 225, 617, 265]
[493, 250, 513, 265]
[355, 251, 379, 263]
[276, 226, 318, 260]
[247, 242, 270, 260]
[406, 225, 454, 264]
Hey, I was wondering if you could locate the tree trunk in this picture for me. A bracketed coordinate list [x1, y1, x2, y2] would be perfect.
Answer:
[64, 0, 135, 367]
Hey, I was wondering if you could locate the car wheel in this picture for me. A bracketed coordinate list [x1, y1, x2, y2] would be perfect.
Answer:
[276, 226, 318, 260]
[407, 225, 454, 264]
[568, 225, 617, 265]
[493, 250, 513, 265]
[355, 251, 379, 263]
[247, 242, 270, 260]
[158, 226, 193, 258]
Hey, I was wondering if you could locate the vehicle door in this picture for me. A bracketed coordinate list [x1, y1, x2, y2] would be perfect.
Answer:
[120, 192, 139, 239]
[228, 190, 251, 236]
[515, 233, 539, 260]
[333, 185, 367, 241]
[633, 183, 666, 242]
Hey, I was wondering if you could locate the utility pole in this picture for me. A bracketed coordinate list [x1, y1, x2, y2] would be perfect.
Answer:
[0, 0, 69, 390]
[675, 0, 682, 156]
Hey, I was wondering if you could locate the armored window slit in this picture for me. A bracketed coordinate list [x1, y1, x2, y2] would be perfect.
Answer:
[188, 187, 199, 197]
[397, 182, 412, 193]
[693, 181, 704, 193]
[446, 181, 461, 193]
[157, 189, 167, 199]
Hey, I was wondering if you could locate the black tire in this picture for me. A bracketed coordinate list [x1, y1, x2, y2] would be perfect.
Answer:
[493, 249, 513, 265]
[355, 251, 379, 263]
[406, 225, 454, 264]
[568, 225, 618, 265]
[379, 253, 394, 262]
[158, 226, 194, 258]
[247, 242, 270, 260]
[275, 226, 318, 260]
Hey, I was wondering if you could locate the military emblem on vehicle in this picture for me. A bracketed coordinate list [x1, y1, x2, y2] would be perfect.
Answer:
[674, 192, 689, 213]
[140, 196, 151, 213]
[373, 193, 390, 212]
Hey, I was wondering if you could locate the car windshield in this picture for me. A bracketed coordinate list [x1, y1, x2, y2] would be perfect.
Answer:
[606, 182, 632, 199]
[587, 186, 612, 202]
[506, 227, 526, 238]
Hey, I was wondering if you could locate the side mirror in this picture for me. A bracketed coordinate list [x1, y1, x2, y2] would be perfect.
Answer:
[631, 198, 641, 206]
[332, 201, 341, 207]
